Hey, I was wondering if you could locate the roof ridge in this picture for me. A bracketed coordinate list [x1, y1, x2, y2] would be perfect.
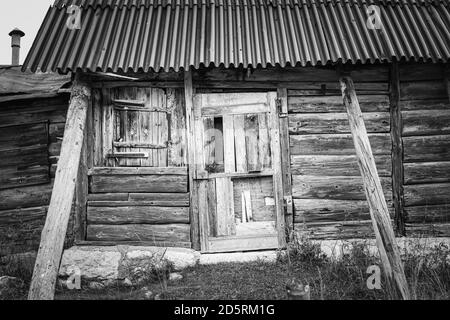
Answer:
[52, 0, 449, 9]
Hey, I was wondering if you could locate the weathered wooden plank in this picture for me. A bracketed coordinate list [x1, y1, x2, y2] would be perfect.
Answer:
[400, 81, 447, 101]
[0, 145, 48, 168]
[88, 167, 188, 176]
[295, 199, 370, 223]
[106, 152, 149, 159]
[75, 240, 192, 248]
[223, 115, 236, 173]
[203, 117, 216, 170]
[298, 220, 375, 240]
[0, 122, 48, 151]
[290, 133, 392, 156]
[404, 183, 450, 207]
[258, 113, 271, 170]
[291, 155, 391, 177]
[398, 99, 449, 111]
[200, 93, 269, 116]
[87, 206, 190, 225]
[185, 70, 200, 250]
[405, 223, 450, 237]
[29, 79, 90, 300]
[88, 201, 189, 207]
[289, 112, 390, 134]
[75, 130, 88, 241]
[402, 110, 450, 136]
[207, 179, 217, 238]
[340, 75, 410, 299]
[288, 95, 389, 113]
[403, 135, 450, 162]
[292, 175, 393, 200]
[215, 177, 235, 236]
[405, 204, 450, 224]
[102, 88, 114, 167]
[0, 67, 69, 95]
[92, 89, 103, 167]
[207, 235, 278, 253]
[404, 162, 450, 185]
[87, 193, 129, 201]
[90, 175, 188, 193]
[245, 114, 260, 172]
[0, 166, 49, 190]
[390, 62, 405, 235]
[167, 88, 187, 167]
[268, 92, 286, 247]
[128, 192, 189, 203]
[398, 63, 445, 81]
[278, 88, 293, 233]
[197, 180, 210, 252]
[234, 115, 247, 173]
[87, 224, 191, 242]
[0, 183, 53, 211]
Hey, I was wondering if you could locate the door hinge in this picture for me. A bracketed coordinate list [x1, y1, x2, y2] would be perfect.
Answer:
[276, 98, 288, 117]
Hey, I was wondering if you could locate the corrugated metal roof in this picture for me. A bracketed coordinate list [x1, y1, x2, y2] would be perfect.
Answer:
[23, 0, 450, 73]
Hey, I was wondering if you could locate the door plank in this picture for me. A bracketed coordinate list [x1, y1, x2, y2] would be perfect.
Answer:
[223, 115, 236, 173]
[234, 115, 247, 173]
[245, 114, 261, 172]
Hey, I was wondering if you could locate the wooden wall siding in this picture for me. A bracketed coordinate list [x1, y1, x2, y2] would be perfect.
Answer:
[399, 63, 450, 237]
[0, 95, 73, 255]
[289, 91, 392, 239]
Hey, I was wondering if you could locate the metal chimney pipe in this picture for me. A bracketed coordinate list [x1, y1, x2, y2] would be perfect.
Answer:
[9, 28, 25, 66]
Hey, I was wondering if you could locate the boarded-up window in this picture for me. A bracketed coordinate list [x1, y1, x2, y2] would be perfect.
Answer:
[0, 122, 50, 189]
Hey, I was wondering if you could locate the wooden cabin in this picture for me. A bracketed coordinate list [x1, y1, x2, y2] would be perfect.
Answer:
[2, 0, 450, 260]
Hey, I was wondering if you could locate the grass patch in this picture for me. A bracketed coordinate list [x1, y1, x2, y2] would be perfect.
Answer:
[1, 238, 449, 300]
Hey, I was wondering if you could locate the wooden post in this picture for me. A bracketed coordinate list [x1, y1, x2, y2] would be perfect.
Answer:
[28, 76, 90, 300]
[184, 70, 201, 251]
[339, 75, 410, 300]
[389, 62, 406, 235]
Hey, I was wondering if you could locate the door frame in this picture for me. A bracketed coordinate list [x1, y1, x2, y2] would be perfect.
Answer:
[189, 91, 288, 253]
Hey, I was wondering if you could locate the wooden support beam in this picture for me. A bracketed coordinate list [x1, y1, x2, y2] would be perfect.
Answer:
[277, 88, 294, 237]
[28, 76, 90, 300]
[339, 75, 410, 300]
[184, 70, 201, 250]
[389, 62, 406, 235]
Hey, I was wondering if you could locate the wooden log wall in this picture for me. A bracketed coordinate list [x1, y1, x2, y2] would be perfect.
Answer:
[0, 94, 73, 255]
[399, 64, 450, 237]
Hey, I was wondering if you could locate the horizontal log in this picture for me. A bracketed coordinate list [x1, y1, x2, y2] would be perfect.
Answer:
[294, 199, 371, 223]
[400, 81, 447, 100]
[87, 224, 191, 242]
[193, 65, 388, 83]
[405, 205, 450, 223]
[106, 152, 149, 158]
[402, 110, 450, 136]
[399, 99, 449, 111]
[113, 142, 168, 149]
[0, 166, 50, 190]
[290, 133, 391, 156]
[0, 206, 48, 225]
[0, 122, 48, 151]
[295, 221, 375, 240]
[88, 206, 190, 225]
[87, 193, 129, 201]
[399, 63, 445, 81]
[0, 182, 53, 211]
[88, 167, 188, 176]
[1, 145, 48, 168]
[405, 223, 450, 237]
[74, 240, 192, 248]
[89, 201, 189, 207]
[292, 175, 393, 200]
[0, 104, 67, 128]
[288, 95, 389, 113]
[289, 112, 390, 134]
[89, 175, 188, 193]
[404, 183, 450, 207]
[291, 155, 392, 177]
[129, 193, 190, 203]
[403, 135, 450, 162]
[404, 162, 450, 185]
[294, 199, 395, 223]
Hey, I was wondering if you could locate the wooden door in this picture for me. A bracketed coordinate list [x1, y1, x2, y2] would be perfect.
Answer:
[192, 92, 286, 252]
